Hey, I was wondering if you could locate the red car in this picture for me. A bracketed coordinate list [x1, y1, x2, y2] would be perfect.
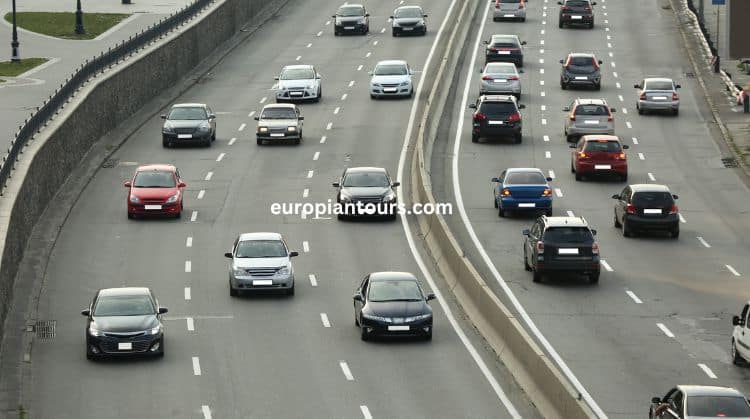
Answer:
[124, 164, 186, 219]
[570, 135, 628, 181]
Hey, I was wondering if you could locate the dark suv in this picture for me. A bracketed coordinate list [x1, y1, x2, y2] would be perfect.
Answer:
[612, 184, 680, 238]
[468, 95, 526, 143]
[523, 216, 601, 284]
[558, 0, 596, 28]
[484, 34, 526, 67]
[560, 53, 602, 90]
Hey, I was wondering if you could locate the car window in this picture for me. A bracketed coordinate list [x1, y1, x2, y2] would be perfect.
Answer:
[94, 295, 155, 316]
[492, 40, 519, 48]
[575, 105, 608, 115]
[569, 56, 594, 67]
[644, 80, 674, 90]
[566, 0, 590, 7]
[480, 102, 517, 115]
[543, 227, 594, 243]
[632, 191, 674, 207]
[584, 141, 621, 152]
[342, 172, 390, 187]
[742, 304, 750, 325]
[368, 280, 423, 302]
[530, 222, 541, 237]
[235, 240, 287, 258]
[686, 396, 750, 417]
[394, 7, 422, 18]
[486, 63, 516, 73]
[133, 171, 176, 188]
[167, 107, 207, 120]
[506, 172, 546, 184]
[280, 68, 315, 80]
[337, 5, 364, 16]
[374, 64, 408, 76]
[501, 0, 522, 3]
[261, 108, 297, 119]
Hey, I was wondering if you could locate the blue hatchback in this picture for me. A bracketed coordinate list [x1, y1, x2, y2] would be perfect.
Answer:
[492, 168, 553, 217]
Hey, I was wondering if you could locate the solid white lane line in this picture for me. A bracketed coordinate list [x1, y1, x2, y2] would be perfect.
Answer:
[545, 151, 551, 158]
[648, 173, 656, 181]
[638, 153, 645, 160]
[697, 236, 711, 248]
[186, 317, 194, 331]
[306, 43, 312, 48]
[607, 34, 611, 40]
[541, 118, 547, 125]
[543, 135, 550, 142]
[679, 213, 687, 223]
[727, 265, 741, 276]
[554, 188, 563, 197]
[238, 123, 246, 131]
[334, 107, 340, 115]
[197, 190, 205, 200]
[313, 151, 320, 161]
[184, 287, 191, 300]
[600, 260, 614, 272]
[631, 137, 638, 144]
[320, 135, 327, 144]
[260, 97, 267, 104]
[357, 64, 363, 71]
[186, 237, 193, 247]
[360, 405, 373, 419]
[190, 211, 198, 222]
[317, 31, 323, 37]
[192, 357, 202, 375]
[202, 405, 212, 419]
[626, 121, 632, 129]
[339, 361, 354, 381]
[657, 323, 675, 338]
[320, 313, 331, 328]
[309, 274, 318, 287]
[625, 290, 643, 304]
[303, 241, 310, 252]
[342, 93, 348, 100]
[618, 95, 623, 102]
[228, 137, 236, 145]
[348, 80, 355, 87]
[698, 363, 717, 379]
[204, 172, 213, 181]
[248, 111, 255, 118]
[185, 261, 192, 273]
[326, 122, 333, 130]
[548, 170, 555, 179]
[566, 210, 575, 217]
[307, 170, 314, 178]
[216, 153, 226, 162]
[303, 188, 309, 198]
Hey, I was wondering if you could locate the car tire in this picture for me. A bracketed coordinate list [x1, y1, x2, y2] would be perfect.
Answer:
[524, 250, 532, 271]
[156, 339, 165, 358]
[614, 213, 622, 228]
[575, 172, 582, 181]
[673, 108, 679, 116]
[671, 228, 680, 239]
[211, 133, 216, 142]
[532, 270, 542, 283]
[588, 22, 594, 29]
[86, 348, 96, 361]
[571, 162, 576, 173]
[370, 94, 377, 100]
[558, 20, 563, 28]
[498, 206, 505, 217]
[360, 325, 370, 341]
[471, 133, 479, 143]
[294, 137, 301, 145]
[287, 285, 295, 296]
[175, 210, 181, 219]
[594, 83, 601, 91]
[621, 173, 628, 182]
[732, 339, 745, 365]
[561, 81, 568, 90]
[409, 89, 414, 98]
[257, 138, 263, 145]
[203, 137, 211, 147]
[589, 272, 600, 284]
[334, 30, 339, 36]
[514, 133, 522, 144]
[546, 209, 553, 216]
[493, 197, 498, 208]
[229, 282, 238, 297]
[392, 29, 398, 37]
[162, 139, 170, 148]
[127, 212, 134, 219]
[424, 330, 433, 341]
[517, 59, 523, 68]
[622, 220, 632, 237]
[521, 17, 526, 22]
[493, 17, 498, 22]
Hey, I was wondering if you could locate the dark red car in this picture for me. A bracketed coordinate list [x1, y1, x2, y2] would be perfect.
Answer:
[124, 164, 186, 219]
[570, 135, 628, 181]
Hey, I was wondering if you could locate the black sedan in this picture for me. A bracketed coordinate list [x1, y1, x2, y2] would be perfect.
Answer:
[82, 287, 167, 360]
[333, 167, 399, 220]
[353, 272, 435, 341]
[161, 103, 216, 148]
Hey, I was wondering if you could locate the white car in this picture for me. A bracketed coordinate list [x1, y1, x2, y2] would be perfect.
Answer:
[275, 64, 322, 103]
[732, 302, 750, 364]
[369, 60, 413, 99]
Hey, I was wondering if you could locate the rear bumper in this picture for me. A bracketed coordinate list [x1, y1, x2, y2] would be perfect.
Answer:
[499, 197, 552, 210]
[257, 131, 301, 140]
[561, 75, 600, 86]
[575, 161, 627, 175]
[638, 99, 679, 110]
[567, 126, 614, 136]
[493, 9, 526, 19]
[560, 14, 594, 24]
[474, 123, 522, 138]
[625, 214, 679, 230]
[479, 81, 522, 95]
[536, 259, 600, 274]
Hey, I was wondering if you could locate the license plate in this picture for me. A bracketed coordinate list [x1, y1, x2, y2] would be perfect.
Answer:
[518, 203, 536, 208]
[571, 15, 583, 19]
[177, 134, 192, 139]
[488, 120, 503, 125]
[144, 205, 162, 210]
[253, 280, 273, 286]
[118, 342, 132, 351]
[595, 164, 612, 170]
[504, 14, 514, 17]
[575, 76, 588, 80]
[498, 51, 511, 55]
[270, 133, 284, 137]
[494, 79, 507, 83]
[290, 92, 303, 96]
[583, 120, 599, 124]
[652, 96, 667, 100]
[384, 88, 397, 92]
[402, 27, 413, 31]
[344, 26, 355, 29]
[558, 248, 579, 255]
[644, 208, 662, 214]
[388, 325, 410, 331]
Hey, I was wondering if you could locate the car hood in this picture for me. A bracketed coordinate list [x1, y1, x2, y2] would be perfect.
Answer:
[92, 315, 159, 333]
[278, 79, 317, 89]
[164, 119, 206, 128]
[258, 119, 299, 128]
[367, 300, 431, 317]
[341, 186, 391, 197]
[130, 187, 178, 200]
[336, 16, 365, 24]
[393, 18, 424, 25]
[371, 75, 411, 85]
[233, 257, 289, 269]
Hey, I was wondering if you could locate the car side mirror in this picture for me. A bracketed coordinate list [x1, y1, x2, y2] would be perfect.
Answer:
[391, 182, 401, 187]
[623, 144, 630, 149]
[672, 194, 678, 200]
[557, 1, 562, 4]
[675, 84, 681, 89]
[81, 309, 91, 316]
[591, 1, 596, 4]
[591, 229, 597, 235]
[518, 104, 526, 109]
[483, 40, 489, 45]
[598, 60, 603, 64]
[546, 177, 553, 182]
[274, 76, 280, 80]
[178, 182, 186, 188]
[612, 194, 620, 199]
[468, 103, 477, 109]
[426, 293, 436, 301]
[562, 106, 570, 111]
[158, 307, 168, 314]
[522, 229, 530, 236]
[331, 15, 336, 18]
[389, 15, 394, 19]
[733, 315, 743, 326]
[569, 143, 579, 149]
[123, 181, 132, 187]
[316, 74, 321, 79]
[518, 69, 524, 73]
[160, 114, 166, 119]
[633, 84, 640, 88]
[353, 294, 363, 302]
[253, 116, 259, 120]
[491, 177, 499, 182]
[209, 113, 216, 119]
[521, 41, 527, 45]
[289, 251, 299, 257]
[365, 13, 370, 17]
[332, 182, 340, 187]
[224, 252, 233, 258]
[423, 14, 428, 17]
[559, 59, 564, 64]
[478, 67, 483, 73]
[651, 397, 662, 404]
[367, 71, 373, 76]
[610, 108, 617, 113]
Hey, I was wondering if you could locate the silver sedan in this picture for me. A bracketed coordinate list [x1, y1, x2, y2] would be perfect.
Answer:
[275, 64, 322, 103]
[635, 77, 681, 116]
[479, 62, 522, 98]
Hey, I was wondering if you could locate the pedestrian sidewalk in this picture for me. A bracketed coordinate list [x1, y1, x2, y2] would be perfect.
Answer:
[0, 0, 193, 152]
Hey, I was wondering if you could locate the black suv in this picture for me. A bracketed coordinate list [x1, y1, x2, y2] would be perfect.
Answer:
[483, 34, 526, 67]
[469, 95, 526, 143]
[523, 216, 601, 284]
[560, 53, 602, 90]
[612, 184, 680, 238]
[333, 3, 370, 35]
[333, 167, 399, 220]
[558, 0, 596, 28]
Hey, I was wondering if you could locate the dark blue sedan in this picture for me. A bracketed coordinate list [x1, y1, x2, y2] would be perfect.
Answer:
[492, 168, 553, 217]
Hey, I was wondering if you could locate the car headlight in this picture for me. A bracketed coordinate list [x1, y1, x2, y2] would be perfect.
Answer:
[278, 266, 290, 275]
[363, 314, 391, 323]
[287, 126, 297, 132]
[149, 325, 162, 335]
[383, 191, 396, 202]
[88, 325, 103, 337]
[358, 18, 366, 24]
[197, 122, 210, 132]
[165, 192, 180, 204]
[400, 81, 410, 86]
[416, 20, 425, 26]
[371, 83, 381, 87]
[162, 125, 174, 133]
[406, 314, 432, 322]
[339, 193, 352, 203]
[335, 20, 343, 26]
[129, 195, 141, 204]
[233, 267, 247, 276]
[258, 126, 268, 133]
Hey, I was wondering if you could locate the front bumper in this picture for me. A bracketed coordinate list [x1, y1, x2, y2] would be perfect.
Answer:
[128, 201, 181, 216]
[638, 99, 679, 111]
[335, 23, 367, 33]
[163, 131, 211, 143]
[87, 333, 163, 357]
[360, 316, 432, 337]
[561, 74, 600, 87]
[257, 131, 301, 140]
[624, 214, 679, 231]
[575, 161, 627, 176]
[392, 25, 426, 34]
[340, 200, 397, 217]
[371, 84, 412, 97]
[499, 196, 552, 211]
[230, 274, 294, 292]
[276, 88, 318, 101]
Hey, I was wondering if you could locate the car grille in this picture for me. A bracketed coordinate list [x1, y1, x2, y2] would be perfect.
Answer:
[353, 196, 383, 204]
[245, 267, 281, 276]
[100, 339, 152, 353]
[104, 331, 145, 338]
[381, 84, 400, 88]
[399, 21, 418, 27]
[142, 199, 164, 205]
[174, 128, 196, 134]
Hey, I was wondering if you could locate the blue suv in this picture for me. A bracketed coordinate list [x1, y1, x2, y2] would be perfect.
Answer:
[492, 168, 553, 217]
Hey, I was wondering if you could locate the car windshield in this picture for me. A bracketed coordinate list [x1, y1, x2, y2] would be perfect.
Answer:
[261, 108, 297, 119]
[645, 80, 674, 90]
[280, 68, 315, 80]
[486, 63, 516, 74]
[338, 6, 364, 16]
[575, 104, 608, 115]
[543, 227, 593, 243]
[395, 8, 422, 18]
[480, 102, 517, 116]
[235, 240, 287, 258]
[569, 56, 594, 66]
[566, 0, 590, 7]
[501, 0, 522, 3]
[94, 295, 155, 316]
[584, 141, 621, 152]
[632, 191, 673, 207]
[369, 280, 423, 302]
[374, 64, 408, 76]
[167, 107, 207, 120]
[686, 396, 750, 417]
[343, 172, 390, 187]
[133, 171, 176, 188]
[505, 171, 546, 184]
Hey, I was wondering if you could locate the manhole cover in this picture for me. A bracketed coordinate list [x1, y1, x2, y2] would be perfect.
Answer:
[35, 320, 56, 339]
[722, 157, 738, 168]
[102, 158, 119, 168]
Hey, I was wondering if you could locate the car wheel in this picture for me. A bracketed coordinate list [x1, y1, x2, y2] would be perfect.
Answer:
[561, 81, 568, 90]
[589, 272, 600, 284]
[360, 325, 370, 341]
[493, 197, 498, 208]
[392, 29, 398, 37]
[86, 347, 96, 361]
[545, 209, 553, 216]
[287, 285, 295, 296]
[514, 133, 522, 144]
[229, 281, 238, 297]
[211, 133, 216, 142]
[409, 89, 414, 98]
[493, 17, 498, 22]
[127, 212, 134, 219]
[521, 17, 526, 22]
[294, 138, 301, 145]
[524, 250, 532, 271]
[622, 220, 632, 237]
[614, 212, 622, 228]
[638, 106, 644, 115]
[621, 173, 628, 182]
[370, 94, 377, 100]
[517, 60, 523, 68]
[334, 30, 339, 36]
[156, 339, 165, 358]
[424, 330, 433, 341]
[673, 108, 679, 116]
[671, 227, 680, 239]
[558, 20, 563, 28]
[575, 172, 582, 181]
[204, 137, 211, 147]
[471, 133, 479, 143]
[498, 206, 505, 217]
[588, 22, 594, 29]
[175, 210, 181, 219]
[594, 83, 601, 91]
[162, 139, 170, 148]
[571, 162, 576, 173]
[732, 339, 745, 365]
[256, 138, 263, 145]
[532, 270, 542, 283]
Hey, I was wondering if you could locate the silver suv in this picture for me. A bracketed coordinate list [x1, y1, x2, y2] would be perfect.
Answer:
[562, 98, 616, 141]
[225, 232, 299, 296]
[275, 64, 322, 103]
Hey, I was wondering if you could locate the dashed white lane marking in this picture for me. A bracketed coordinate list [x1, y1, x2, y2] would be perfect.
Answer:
[540, 68, 545, 74]
[309, 274, 318, 287]
[357, 64, 363, 71]
[365, 52, 371, 58]
[184, 287, 192, 300]
[228, 137, 237, 145]
[313, 151, 320, 161]
[548, 170, 555, 179]
[303, 241, 310, 252]
[326, 122, 333, 130]
[202, 405, 212, 419]
[317, 30, 323, 37]
[216, 153, 226, 162]
[320, 135, 327, 144]
[638, 153, 645, 160]
[616, 82, 621, 89]
[604, 19, 609, 24]
[186, 317, 195, 331]
[185, 261, 192, 273]
[608, 52, 614, 58]
[697, 236, 711, 248]
[334, 107, 340, 115]
[339, 361, 354, 381]
[541, 118, 547, 125]
[625, 290, 643, 304]
[539, 49, 545, 54]
[540, 91, 546, 97]
[657, 323, 675, 338]
[539, 58, 545, 64]
[540, 80, 545, 86]
[626, 121, 632, 129]
[540, 40, 545, 45]
[622, 108, 628, 114]
[325, 20, 330, 25]
[543, 135, 550, 142]
[204, 172, 213, 181]
[631, 137, 638, 144]
[360, 406, 373, 419]
[260, 97, 267, 104]
[698, 363, 717, 379]
[566, 210, 575, 217]
[248, 111, 255, 118]
[342, 93, 348, 100]
[541, 105, 546, 111]
[295, 56, 302, 61]
[679, 213, 686, 223]
[186, 237, 193, 247]
[727, 265, 741, 276]
[607, 42, 612, 48]
[303, 188, 309, 198]
[541, 29, 545, 34]
[197, 190, 205, 200]
[607, 34, 611, 40]
[307, 170, 314, 178]
[648, 173, 656, 181]
[192, 357, 202, 376]
[348, 80, 355, 87]
[191, 211, 198, 222]
[373, 40, 378, 46]
[238, 123, 246, 131]
[618, 95, 623, 102]
[612, 71, 618, 78]
[542, 20, 546, 24]
[545, 151, 551, 158]
[320, 313, 331, 328]
[306, 43, 312, 48]
[600, 260, 614, 272]
[380, 27, 386, 33]
[554, 188, 563, 197]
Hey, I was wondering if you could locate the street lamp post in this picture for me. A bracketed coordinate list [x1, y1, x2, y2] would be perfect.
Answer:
[10, 0, 20, 62]
[74, 0, 85, 35]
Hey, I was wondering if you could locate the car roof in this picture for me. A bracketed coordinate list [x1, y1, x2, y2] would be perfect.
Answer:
[485, 62, 517, 71]
[345, 166, 388, 174]
[369, 271, 418, 282]
[542, 216, 590, 228]
[281, 64, 314, 71]
[629, 184, 672, 193]
[644, 77, 674, 83]
[136, 164, 177, 172]
[238, 232, 284, 242]
[568, 52, 595, 58]
[395, 5, 422, 10]
[574, 98, 608, 106]
[375, 59, 408, 66]
[581, 134, 621, 142]
[480, 94, 518, 103]
[491, 34, 519, 41]
[340, 3, 364, 7]
[678, 385, 745, 397]
[506, 167, 545, 174]
[172, 103, 207, 108]
[98, 287, 151, 297]
[262, 103, 297, 110]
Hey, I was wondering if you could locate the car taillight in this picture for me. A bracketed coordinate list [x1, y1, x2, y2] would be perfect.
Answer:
[584, 5, 592, 11]
[607, 114, 614, 122]
[519, 1, 524, 8]
[501, 188, 512, 196]
[508, 113, 521, 122]
[474, 112, 487, 121]
[640, 93, 647, 100]
[499, 48, 516, 52]
[669, 204, 678, 214]
[626, 204, 636, 214]
[508, 75, 519, 80]
[489, 47, 498, 52]
[592, 242, 599, 255]
[578, 151, 587, 159]
[672, 92, 679, 100]
[592, 58, 599, 70]
[562, 6, 570, 12]
[569, 114, 576, 121]
[536, 241, 545, 253]
[496, 0, 501, 8]
[482, 75, 493, 80]
[542, 189, 552, 197]
[616, 152, 626, 160]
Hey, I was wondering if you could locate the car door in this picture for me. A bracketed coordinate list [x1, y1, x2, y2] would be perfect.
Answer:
[206, 105, 216, 132]
[564, 100, 576, 132]
[739, 304, 750, 359]
[494, 170, 507, 200]
[614, 186, 629, 222]
[655, 388, 682, 419]
[354, 275, 370, 318]
[526, 221, 541, 263]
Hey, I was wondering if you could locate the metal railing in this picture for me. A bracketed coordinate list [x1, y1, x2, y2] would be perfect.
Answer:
[0, 0, 213, 195]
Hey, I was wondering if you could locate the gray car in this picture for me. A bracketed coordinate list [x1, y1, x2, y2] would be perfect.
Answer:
[275, 64, 322, 102]
[493, 0, 527, 22]
[479, 62, 522, 97]
[391, 5, 427, 36]
[225, 232, 299, 296]
[560, 53, 602, 90]
[635, 77, 681, 116]
[161, 103, 216, 148]
[255, 104, 304, 145]
[563, 98, 616, 141]
[369, 60, 413, 99]
[649, 385, 750, 419]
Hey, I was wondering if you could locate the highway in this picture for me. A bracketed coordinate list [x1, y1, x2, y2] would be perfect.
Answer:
[430, 0, 750, 417]
[19, 0, 542, 417]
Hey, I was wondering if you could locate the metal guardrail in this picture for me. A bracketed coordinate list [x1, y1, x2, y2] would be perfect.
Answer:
[0, 0, 213, 195]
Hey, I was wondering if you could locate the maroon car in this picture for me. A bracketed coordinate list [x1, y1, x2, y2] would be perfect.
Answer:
[124, 164, 186, 219]
[570, 135, 628, 181]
